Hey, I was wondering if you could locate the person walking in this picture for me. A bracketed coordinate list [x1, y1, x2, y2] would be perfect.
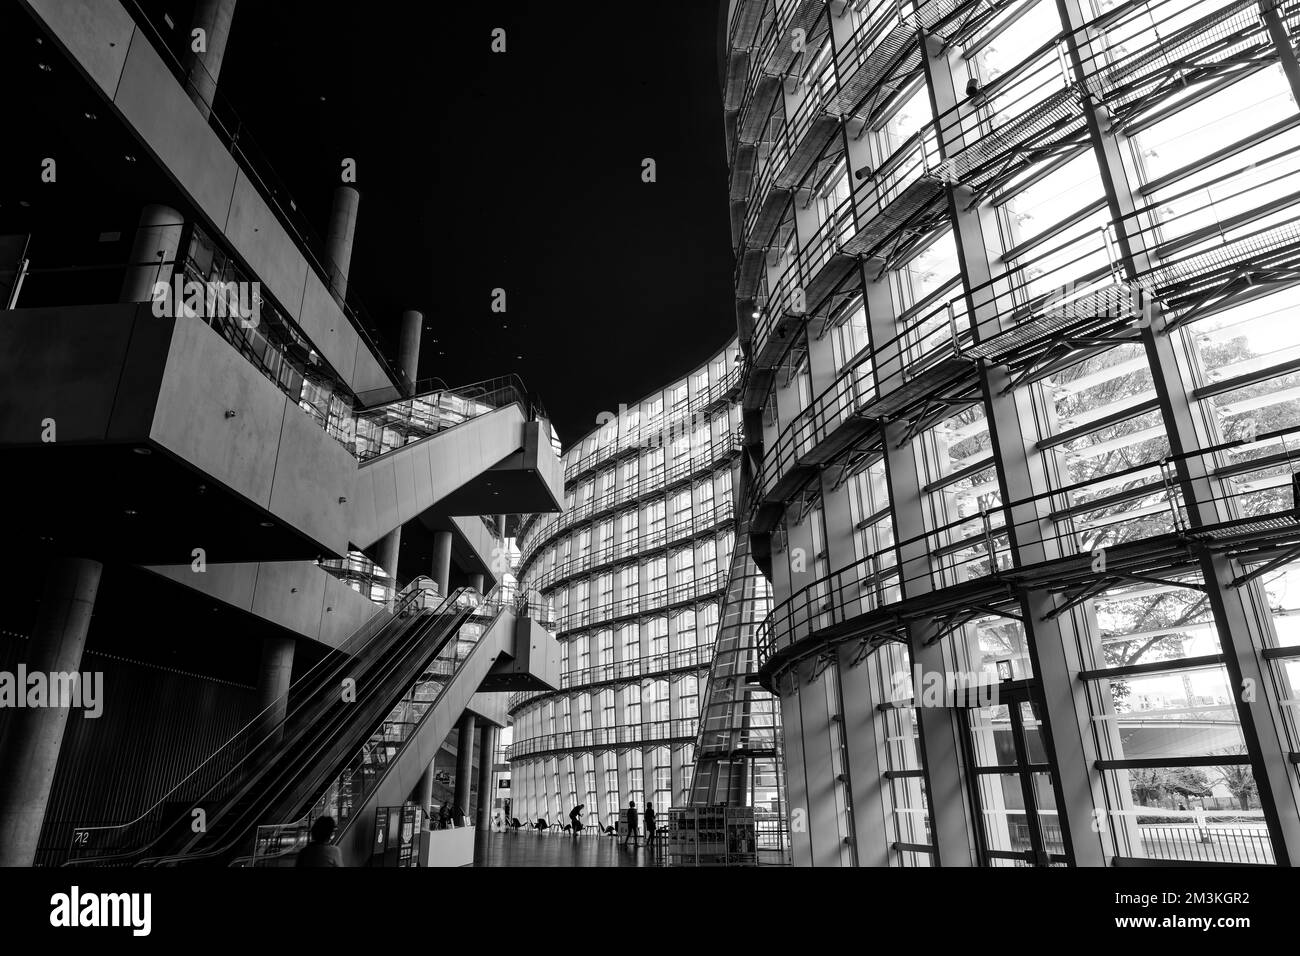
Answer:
[644, 802, 656, 853]
[622, 800, 639, 848]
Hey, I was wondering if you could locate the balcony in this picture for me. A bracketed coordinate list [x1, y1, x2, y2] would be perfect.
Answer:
[507, 646, 712, 713]
[0, 304, 354, 563]
[541, 569, 730, 636]
[755, 421, 1300, 682]
[525, 499, 734, 594]
[516, 430, 742, 579]
[505, 718, 700, 760]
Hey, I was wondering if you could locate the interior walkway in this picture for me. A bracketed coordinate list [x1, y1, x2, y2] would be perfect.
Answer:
[474, 828, 660, 867]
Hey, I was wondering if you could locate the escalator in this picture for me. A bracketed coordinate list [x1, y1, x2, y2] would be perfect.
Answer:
[352, 374, 552, 462]
[66, 579, 484, 866]
[347, 376, 563, 550]
[252, 591, 516, 866]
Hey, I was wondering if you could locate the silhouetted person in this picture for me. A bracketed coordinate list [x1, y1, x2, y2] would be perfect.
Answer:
[645, 803, 656, 852]
[623, 800, 639, 848]
[569, 803, 584, 835]
[438, 803, 450, 829]
[296, 816, 343, 867]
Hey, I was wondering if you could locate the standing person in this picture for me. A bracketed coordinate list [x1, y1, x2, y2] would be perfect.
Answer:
[623, 800, 639, 848]
[295, 816, 344, 867]
[645, 802, 656, 853]
[438, 803, 450, 829]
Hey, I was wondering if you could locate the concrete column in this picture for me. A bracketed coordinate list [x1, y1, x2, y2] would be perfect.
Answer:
[376, 531, 401, 597]
[373, 311, 425, 595]
[0, 557, 102, 866]
[120, 205, 184, 303]
[468, 573, 485, 595]
[415, 761, 435, 819]
[432, 530, 453, 596]
[476, 723, 498, 829]
[254, 635, 295, 747]
[184, 0, 237, 119]
[454, 712, 477, 815]
[324, 185, 360, 302]
[398, 310, 423, 387]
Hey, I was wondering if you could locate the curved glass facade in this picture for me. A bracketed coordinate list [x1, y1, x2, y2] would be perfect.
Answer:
[726, 0, 1300, 866]
[508, 343, 754, 829]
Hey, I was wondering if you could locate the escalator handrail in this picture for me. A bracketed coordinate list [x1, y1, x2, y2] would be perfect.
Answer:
[137, 589, 493, 866]
[63, 577, 441, 864]
[328, 599, 509, 846]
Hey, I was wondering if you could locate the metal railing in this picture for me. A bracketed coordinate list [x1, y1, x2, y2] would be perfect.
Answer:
[507, 645, 712, 712]
[756, 419, 1300, 667]
[517, 429, 742, 572]
[505, 718, 700, 760]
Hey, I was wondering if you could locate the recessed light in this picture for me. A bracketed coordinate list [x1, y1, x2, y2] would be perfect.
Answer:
[83, 111, 97, 121]
[123, 154, 137, 163]
[38, 62, 52, 72]
[259, 521, 274, 528]
[132, 446, 151, 455]
[124, 509, 137, 516]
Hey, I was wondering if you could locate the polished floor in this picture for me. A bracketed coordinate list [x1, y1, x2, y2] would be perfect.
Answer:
[474, 828, 661, 867]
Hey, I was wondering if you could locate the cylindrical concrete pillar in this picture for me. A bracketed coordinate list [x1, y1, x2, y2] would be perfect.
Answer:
[376, 529, 401, 600]
[454, 712, 476, 820]
[398, 310, 423, 387]
[120, 205, 184, 303]
[476, 723, 498, 830]
[432, 531, 453, 597]
[0, 557, 103, 866]
[185, 0, 238, 119]
[325, 185, 360, 302]
[467, 573, 484, 595]
[254, 635, 295, 747]
[415, 760, 436, 823]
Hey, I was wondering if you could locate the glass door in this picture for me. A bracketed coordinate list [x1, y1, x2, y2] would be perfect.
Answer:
[965, 683, 1069, 866]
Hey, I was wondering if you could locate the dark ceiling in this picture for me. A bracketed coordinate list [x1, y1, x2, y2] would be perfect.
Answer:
[178, 0, 736, 447]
